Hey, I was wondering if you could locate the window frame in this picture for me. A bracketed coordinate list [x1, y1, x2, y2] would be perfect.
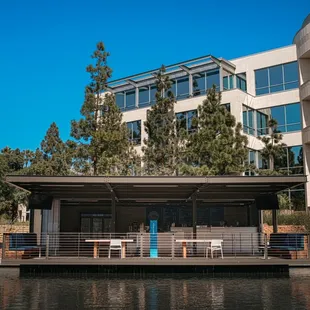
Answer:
[256, 103, 301, 136]
[127, 120, 142, 145]
[176, 109, 198, 135]
[255, 61, 299, 96]
[242, 105, 255, 136]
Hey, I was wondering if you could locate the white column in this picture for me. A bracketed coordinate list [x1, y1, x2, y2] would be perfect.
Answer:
[43, 199, 60, 250]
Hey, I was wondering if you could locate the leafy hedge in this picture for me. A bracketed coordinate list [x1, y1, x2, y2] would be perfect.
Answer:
[264, 211, 310, 231]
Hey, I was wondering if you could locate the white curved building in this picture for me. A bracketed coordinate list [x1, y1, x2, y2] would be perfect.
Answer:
[294, 14, 310, 210]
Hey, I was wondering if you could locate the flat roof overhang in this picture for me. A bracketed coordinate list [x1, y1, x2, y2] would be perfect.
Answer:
[5, 175, 306, 205]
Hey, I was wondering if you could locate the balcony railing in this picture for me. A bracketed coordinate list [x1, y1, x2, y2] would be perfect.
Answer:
[1, 232, 309, 260]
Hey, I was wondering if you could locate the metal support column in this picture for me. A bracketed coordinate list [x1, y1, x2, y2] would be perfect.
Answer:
[189, 74, 193, 97]
[192, 194, 197, 238]
[258, 210, 264, 233]
[219, 65, 224, 92]
[272, 209, 278, 233]
[111, 194, 116, 233]
[135, 87, 139, 108]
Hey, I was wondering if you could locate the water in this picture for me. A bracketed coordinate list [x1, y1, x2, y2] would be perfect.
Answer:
[1, 269, 310, 309]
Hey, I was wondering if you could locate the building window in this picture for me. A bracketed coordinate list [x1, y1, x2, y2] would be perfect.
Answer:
[255, 61, 299, 95]
[223, 75, 234, 90]
[245, 149, 256, 176]
[193, 73, 206, 96]
[275, 145, 303, 175]
[176, 110, 197, 134]
[258, 152, 269, 170]
[257, 103, 301, 135]
[139, 87, 150, 106]
[193, 69, 220, 96]
[223, 103, 231, 112]
[242, 105, 255, 135]
[127, 120, 141, 145]
[236, 73, 247, 92]
[115, 89, 136, 110]
[170, 77, 190, 100]
[138, 85, 157, 107]
[116, 92, 125, 110]
[256, 110, 269, 135]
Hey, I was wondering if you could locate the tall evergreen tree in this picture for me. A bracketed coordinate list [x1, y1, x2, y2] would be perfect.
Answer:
[258, 119, 286, 174]
[0, 149, 28, 222]
[25, 122, 71, 175]
[142, 66, 180, 175]
[180, 86, 248, 175]
[70, 42, 139, 175]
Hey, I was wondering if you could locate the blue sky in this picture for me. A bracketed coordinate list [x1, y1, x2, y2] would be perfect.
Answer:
[0, 0, 309, 151]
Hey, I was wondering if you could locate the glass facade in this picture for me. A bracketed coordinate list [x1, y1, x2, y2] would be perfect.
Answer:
[257, 103, 301, 135]
[116, 89, 136, 110]
[242, 105, 255, 135]
[245, 149, 256, 176]
[193, 69, 220, 96]
[223, 75, 234, 90]
[236, 74, 247, 92]
[223, 103, 231, 112]
[138, 85, 157, 107]
[169, 77, 190, 100]
[176, 110, 197, 134]
[127, 120, 141, 145]
[258, 151, 269, 170]
[255, 61, 299, 95]
[274, 145, 304, 175]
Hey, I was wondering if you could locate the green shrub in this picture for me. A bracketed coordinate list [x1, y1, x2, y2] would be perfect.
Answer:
[264, 211, 310, 231]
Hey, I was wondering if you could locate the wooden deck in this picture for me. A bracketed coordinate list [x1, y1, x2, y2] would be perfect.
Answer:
[1, 257, 310, 267]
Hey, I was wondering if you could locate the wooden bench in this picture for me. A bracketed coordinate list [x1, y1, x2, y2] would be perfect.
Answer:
[3, 233, 40, 259]
[268, 233, 308, 259]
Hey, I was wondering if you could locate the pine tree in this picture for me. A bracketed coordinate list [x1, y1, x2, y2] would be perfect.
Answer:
[26, 122, 71, 175]
[258, 119, 286, 174]
[142, 66, 180, 175]
[0, 149, 28, 222]
[70, 42, 139, 175]
[180, 86, 248, 175]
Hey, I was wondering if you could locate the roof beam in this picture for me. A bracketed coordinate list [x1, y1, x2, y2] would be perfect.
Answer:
[126, 79, 138, 87]
[210, 56, 221, 67]
[186, 181, 209, 202]
[4, 181, 31, 194]
[105, 183, 119, 202]
[179, 65, 191, 74]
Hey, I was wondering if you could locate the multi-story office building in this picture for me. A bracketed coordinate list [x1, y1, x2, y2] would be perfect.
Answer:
[105, 15, 309, 211]
[294, 14, 310, 211]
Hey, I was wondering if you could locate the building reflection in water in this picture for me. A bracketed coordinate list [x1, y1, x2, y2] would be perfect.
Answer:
[0, 270, 310, 309]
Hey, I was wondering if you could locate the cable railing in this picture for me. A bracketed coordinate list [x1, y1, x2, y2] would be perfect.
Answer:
[1, 232, 309, 260]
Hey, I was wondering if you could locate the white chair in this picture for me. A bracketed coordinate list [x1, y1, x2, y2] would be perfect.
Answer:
[206, 240, 223, 259]
[108, 239, 122, 258]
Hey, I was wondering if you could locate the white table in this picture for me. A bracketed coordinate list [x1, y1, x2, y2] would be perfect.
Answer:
[175, 239, 223, 258]
[85, 239, 134, 258]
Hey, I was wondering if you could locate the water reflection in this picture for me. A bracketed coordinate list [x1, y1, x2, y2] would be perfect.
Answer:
[0, 269, 310, 309]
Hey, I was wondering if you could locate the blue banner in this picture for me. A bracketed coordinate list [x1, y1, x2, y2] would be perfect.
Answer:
[150, 220, 158, 258]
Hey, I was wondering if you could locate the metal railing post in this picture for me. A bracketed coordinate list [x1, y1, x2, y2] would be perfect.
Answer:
[15, 234, 17, 260]
[46, 234, 49, 259]
[295, 234, 298, 259]
[171, 233, 175, 259]
[307, 234, 310, 258]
